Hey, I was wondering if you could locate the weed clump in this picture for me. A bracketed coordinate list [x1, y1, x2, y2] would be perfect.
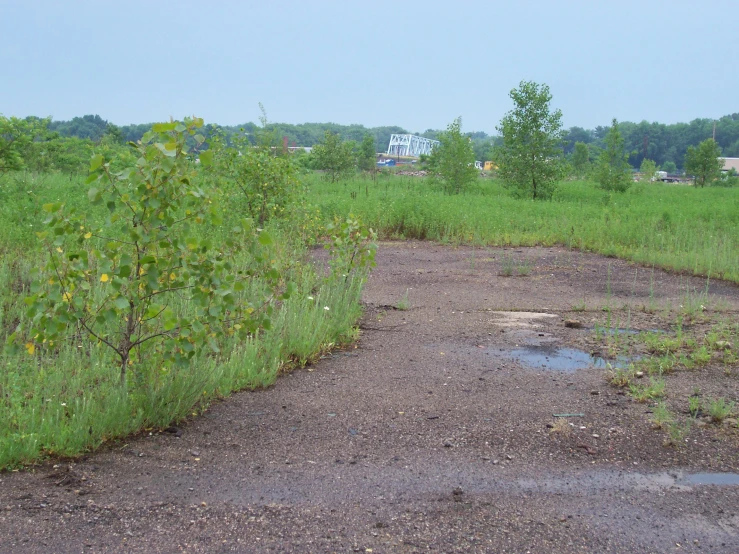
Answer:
[705, 397, 736, 423]
[549, 418, 572, 436]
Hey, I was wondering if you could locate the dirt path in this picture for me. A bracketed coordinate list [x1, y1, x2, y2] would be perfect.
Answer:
[2, 242, 739, 553]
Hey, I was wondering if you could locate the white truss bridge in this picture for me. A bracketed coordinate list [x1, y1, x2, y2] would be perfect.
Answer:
[386, 134, 440, 157]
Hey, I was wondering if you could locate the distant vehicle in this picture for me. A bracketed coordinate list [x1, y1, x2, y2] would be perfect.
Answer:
[377, 159, 396, 167]
[655, 171, 681, 183]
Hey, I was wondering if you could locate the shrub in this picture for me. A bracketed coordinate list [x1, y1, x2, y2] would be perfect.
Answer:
[11, 119, 289, 386]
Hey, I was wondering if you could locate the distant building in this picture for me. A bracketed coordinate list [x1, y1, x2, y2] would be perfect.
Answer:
[720, 157, 739, 173]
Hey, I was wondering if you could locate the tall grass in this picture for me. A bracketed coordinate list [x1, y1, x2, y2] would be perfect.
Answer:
[0, 171, 369, 469]
[0, 244, 367, 468]
[310, 173, 739, 282]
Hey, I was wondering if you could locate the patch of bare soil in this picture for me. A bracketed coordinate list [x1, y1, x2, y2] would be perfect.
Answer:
[2, 242, 739, 553]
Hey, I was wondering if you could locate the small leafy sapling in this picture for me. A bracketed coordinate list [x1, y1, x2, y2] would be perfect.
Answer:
[495, 81, 566, 200]
[207, 127, 301, 226]
[325, 216, 377, 281]
[595, 119, 632, 193]
[12, 118, 291, 385]
[428, 117, 478, 195]
[684, 138, 723, 187]
[639, 158, 658, 182]
[357, 134, 377, 173]
[312, 130, 356, 183]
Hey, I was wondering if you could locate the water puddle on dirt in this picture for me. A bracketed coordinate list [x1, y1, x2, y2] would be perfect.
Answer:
[681, 473, 739, 486]
[589, 327, 639, 336]
[588, 327, 663, 336]
[505, 345, 628, 372]
[490, 311, 558, 328]
[427, 342, 630, 372]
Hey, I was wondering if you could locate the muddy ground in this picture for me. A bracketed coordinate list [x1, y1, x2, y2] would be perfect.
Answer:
[2, 242, 739, 553]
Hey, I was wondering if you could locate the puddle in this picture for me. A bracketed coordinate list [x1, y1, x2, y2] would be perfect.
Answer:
[589, 327, 639, 336]
[506, 346, 628, 372]
[425, 342, 631, 372]
[681, 473, 739, 486]
[588, 327, 663, 336]
[490, 311, 557, 328]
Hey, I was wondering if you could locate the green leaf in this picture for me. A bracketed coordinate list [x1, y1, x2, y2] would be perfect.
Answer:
[160, 156, 175, 172]
[4, 339, 20, 356]
[281, 281, 297, 299]
[199, 150, 213, 166]
[114, 296, 129, 310]
[145, 303, 163, 319]
[152, 122, 177, 133]
[258, 231, 274, 246]
[103, 308, 117, 323]
[90, 154, 104, 172]
[206, 336, 220, 353]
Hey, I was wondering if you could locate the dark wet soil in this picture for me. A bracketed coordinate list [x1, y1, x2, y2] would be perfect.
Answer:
[2, 242, 739, 553]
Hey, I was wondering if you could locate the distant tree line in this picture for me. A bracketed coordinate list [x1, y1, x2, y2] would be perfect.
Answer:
[561, 114, 739, 170]
[46, 116, 408, 154]
[7, 111, 739, 174]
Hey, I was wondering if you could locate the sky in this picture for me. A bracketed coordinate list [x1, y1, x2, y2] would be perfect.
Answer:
[1, 0, 737, 134]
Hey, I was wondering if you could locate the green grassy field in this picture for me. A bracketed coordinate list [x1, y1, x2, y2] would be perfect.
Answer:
[310, 173, 739, 282]
[2, 168, 738, 468]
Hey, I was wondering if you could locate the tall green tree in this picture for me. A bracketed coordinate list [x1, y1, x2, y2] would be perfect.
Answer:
[662, 160, 677, 173]
[571, 141, 590, 177]
[684, 138, 723, 187]
[0, 115, 47, 173]
[103, 123, 125, 145]
[595, 119, 632, 192]
[639, 158, 658, 182]
[357, 134, 377, 172]
[495, 81, 565, 200]
[312, 130, 355, 182]
[428, 117, 478, 195]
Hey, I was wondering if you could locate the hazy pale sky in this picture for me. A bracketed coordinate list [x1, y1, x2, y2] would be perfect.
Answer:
[1, 0, 736, 133]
